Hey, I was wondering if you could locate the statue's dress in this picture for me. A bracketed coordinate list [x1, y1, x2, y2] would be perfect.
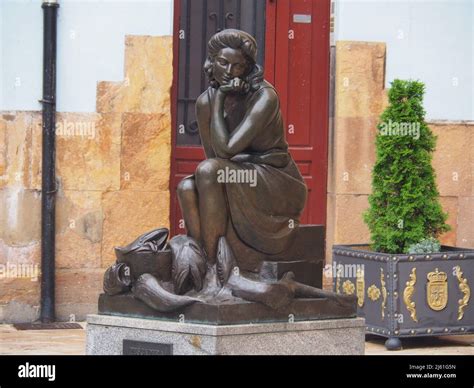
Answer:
[199, 80, 307, 255]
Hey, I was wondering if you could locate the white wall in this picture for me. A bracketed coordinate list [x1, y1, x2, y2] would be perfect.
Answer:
[335, 0, 474, 121]
[0, 0, 173, 112]
[2, 0, 472, 120]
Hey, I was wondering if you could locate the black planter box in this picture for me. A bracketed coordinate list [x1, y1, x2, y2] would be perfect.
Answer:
[332, 245, 473, 350]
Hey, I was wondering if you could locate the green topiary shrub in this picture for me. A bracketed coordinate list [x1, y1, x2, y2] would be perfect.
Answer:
[364, 79, 450, 254]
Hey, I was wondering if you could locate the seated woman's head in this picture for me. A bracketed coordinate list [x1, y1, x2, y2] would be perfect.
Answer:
[204, 29, 264, 91]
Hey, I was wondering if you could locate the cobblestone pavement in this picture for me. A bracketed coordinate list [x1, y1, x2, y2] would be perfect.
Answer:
[0, 324, 473, 355]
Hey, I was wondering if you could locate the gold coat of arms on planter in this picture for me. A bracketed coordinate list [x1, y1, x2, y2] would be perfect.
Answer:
[356, 267, 365, 308]
[427, 268, 448, 311]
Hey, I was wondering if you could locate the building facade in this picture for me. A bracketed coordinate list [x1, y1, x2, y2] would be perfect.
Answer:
[0, 0, 473, 322]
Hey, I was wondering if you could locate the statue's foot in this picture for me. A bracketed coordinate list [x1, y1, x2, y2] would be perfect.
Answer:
[228, 273, 295, 311]
[279, 271, 357, 308]
[260, 281, 295, 310]
[333, 293, 357, 308]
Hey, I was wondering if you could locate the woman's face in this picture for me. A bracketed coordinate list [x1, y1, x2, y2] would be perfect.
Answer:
[212, 48, 249, 86]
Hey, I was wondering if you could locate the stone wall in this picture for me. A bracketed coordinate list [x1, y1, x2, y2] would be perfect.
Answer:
[326, 41, 474, 288]
[0, 36, 172, 322]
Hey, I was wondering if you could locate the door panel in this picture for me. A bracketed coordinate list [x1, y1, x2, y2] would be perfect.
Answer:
[274, 0, 330, 225]
[176, 0, 266, 147]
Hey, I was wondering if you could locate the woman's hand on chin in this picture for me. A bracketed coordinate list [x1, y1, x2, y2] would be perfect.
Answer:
[219, 77, 249, 95]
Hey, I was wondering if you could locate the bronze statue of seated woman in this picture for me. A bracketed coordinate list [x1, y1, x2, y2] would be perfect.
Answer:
[102, 29, 355, 317]
[177, 29, 307, 265]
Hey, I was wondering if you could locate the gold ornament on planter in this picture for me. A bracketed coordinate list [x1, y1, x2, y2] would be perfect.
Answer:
[403, 268, 418, 323]
[356, 267, 365, 308]
[367, 285, 381, 301]
[427, 268, 448, 312]
[381, 268, 387, 320]
[342, 280, 355, 295]
[454, 266, 470, 321]
[335, 264, 343, 294]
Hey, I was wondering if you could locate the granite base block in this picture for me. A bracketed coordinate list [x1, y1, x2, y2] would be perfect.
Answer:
[86, 314, 365, 355]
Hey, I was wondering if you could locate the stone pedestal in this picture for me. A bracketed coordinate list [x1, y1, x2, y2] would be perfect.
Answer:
[86, 314, 365, 355]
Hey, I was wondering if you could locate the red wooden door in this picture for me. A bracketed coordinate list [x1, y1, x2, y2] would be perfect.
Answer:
[170, 0, 330, 235]
[271, 0, 330, 225]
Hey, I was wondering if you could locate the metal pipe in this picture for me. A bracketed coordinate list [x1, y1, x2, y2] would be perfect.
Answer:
[40, 0, 59, 323]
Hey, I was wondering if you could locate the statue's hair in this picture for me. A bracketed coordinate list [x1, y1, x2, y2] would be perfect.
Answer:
[204, 29, 264, 91]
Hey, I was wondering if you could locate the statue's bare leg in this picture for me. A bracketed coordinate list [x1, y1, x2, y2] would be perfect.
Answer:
[195, 159, 228, 264]
[177, 177, 201, 242]
[227, 273, 295, 310]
